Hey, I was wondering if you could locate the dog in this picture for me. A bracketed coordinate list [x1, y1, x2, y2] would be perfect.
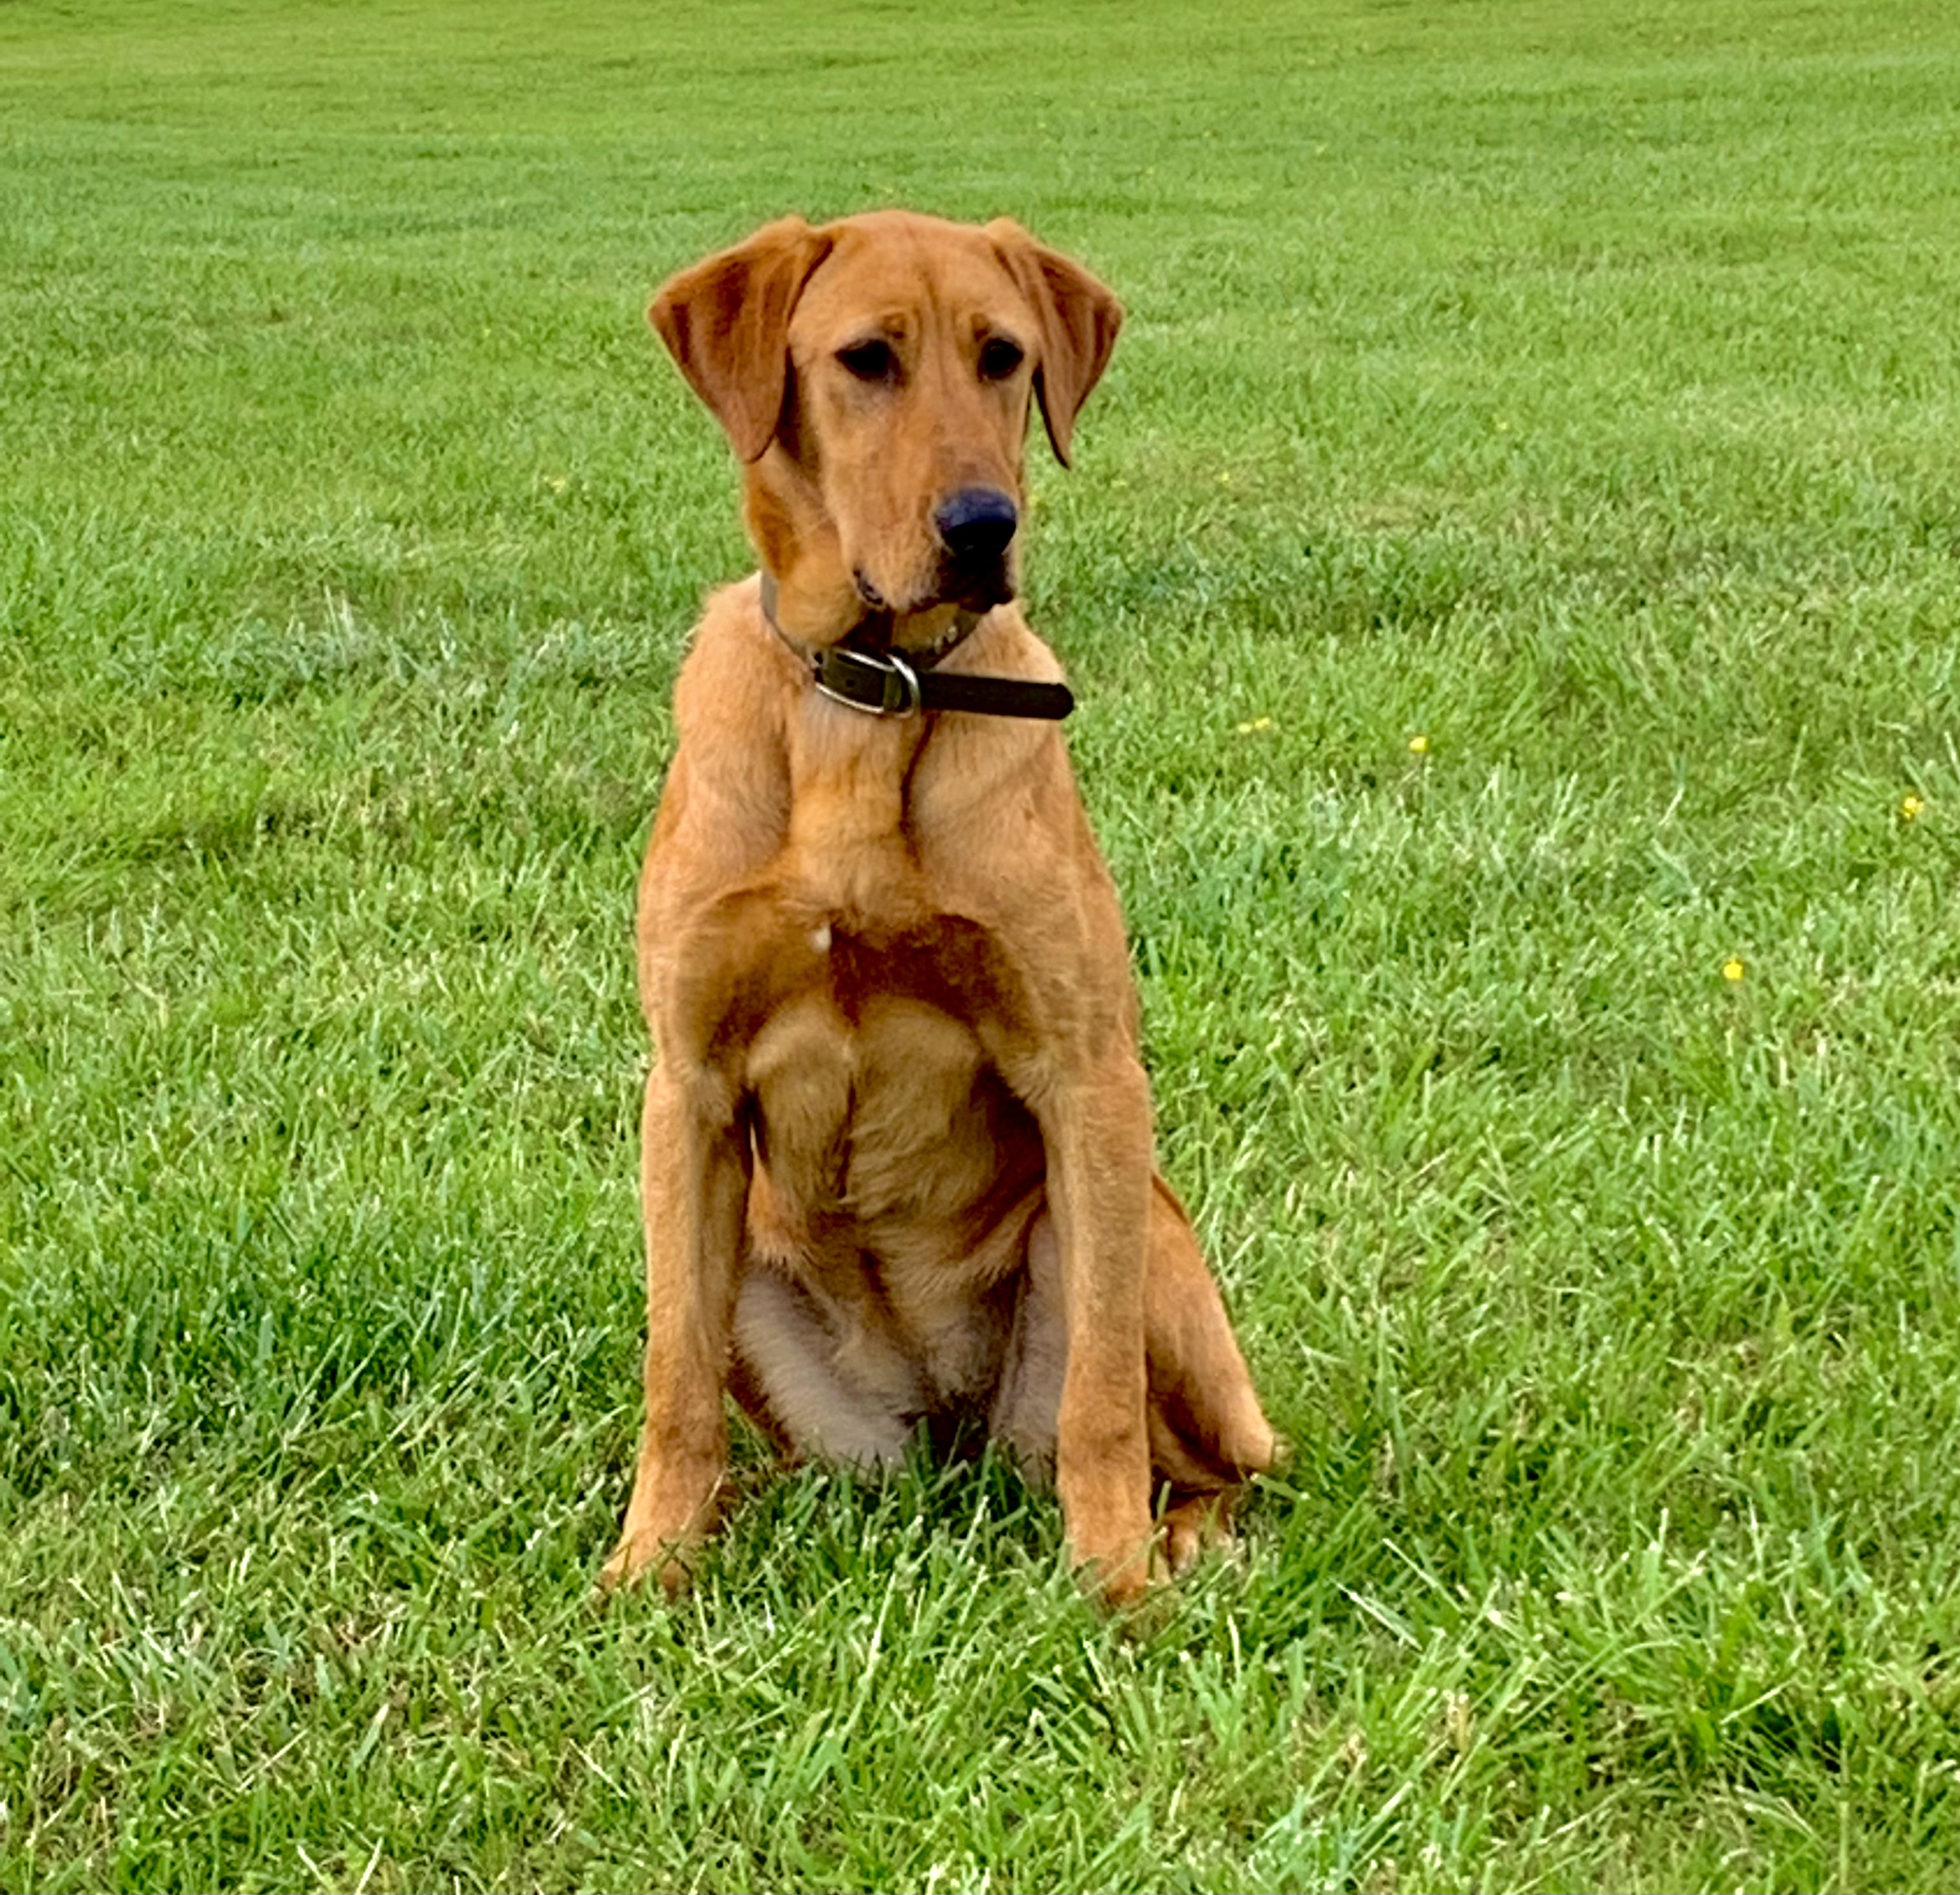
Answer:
[603, 210, 1274, 1606]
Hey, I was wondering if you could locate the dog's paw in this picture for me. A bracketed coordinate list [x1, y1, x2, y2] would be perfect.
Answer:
[1067, 1524, 1162, 1614]
[597, 1528, 697, 1601]
[1160, 1492, 1239, 1578]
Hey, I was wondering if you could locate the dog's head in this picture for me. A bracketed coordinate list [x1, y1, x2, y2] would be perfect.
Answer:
[649, 209, 1122, 644]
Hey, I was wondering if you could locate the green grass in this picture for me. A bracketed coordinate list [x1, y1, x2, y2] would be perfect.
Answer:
[5, 0, 1960, 1887]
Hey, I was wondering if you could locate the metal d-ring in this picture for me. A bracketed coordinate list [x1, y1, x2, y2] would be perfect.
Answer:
[878, 651, 922, 716]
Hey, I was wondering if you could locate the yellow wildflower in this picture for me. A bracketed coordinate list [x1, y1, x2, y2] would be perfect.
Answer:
[1235, 716, 1274, 735]
[1901, 793, 1924, 821]
[1723, 958, 1745, 982]
[1408, 733, 1429, 755]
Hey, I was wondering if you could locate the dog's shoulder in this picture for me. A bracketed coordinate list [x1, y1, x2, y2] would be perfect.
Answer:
[671, 576, 794, 744]
[646, 577, 793, 886]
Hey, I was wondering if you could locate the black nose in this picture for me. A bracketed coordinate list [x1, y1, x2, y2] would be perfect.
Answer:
[933, 487, 1018, 566]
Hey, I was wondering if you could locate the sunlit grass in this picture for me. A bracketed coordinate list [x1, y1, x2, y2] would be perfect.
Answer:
[5, 0, 1960, 1887]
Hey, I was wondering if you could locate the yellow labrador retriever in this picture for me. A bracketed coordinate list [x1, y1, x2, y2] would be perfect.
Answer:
[605, 210, 1273, 1605]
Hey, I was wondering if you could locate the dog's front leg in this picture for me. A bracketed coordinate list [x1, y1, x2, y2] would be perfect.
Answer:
[603, 1064, 748, 1594]
[1040, 1052, 1157, 1605]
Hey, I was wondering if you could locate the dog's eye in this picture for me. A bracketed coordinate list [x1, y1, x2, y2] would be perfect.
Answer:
[836, 339, 898, 384]
[977, 336, 1024, 382]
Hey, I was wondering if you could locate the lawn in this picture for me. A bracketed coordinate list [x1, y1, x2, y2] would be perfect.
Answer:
[4, 0, 1960, 1887]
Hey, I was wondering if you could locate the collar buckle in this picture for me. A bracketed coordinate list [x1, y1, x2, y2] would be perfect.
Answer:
[814, 647, 923, 718]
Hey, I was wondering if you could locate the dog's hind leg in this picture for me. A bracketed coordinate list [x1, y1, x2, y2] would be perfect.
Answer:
[991, 1181, 1274, 1570]
[1144, 1177, 1275, 1473]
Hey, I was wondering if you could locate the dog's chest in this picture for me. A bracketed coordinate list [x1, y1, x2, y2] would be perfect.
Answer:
[739, 906, 1037, 1226]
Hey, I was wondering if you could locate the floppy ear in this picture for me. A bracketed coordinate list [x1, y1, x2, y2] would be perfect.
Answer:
[648, 217, 835, 463]
[987, 220, 1123, 468]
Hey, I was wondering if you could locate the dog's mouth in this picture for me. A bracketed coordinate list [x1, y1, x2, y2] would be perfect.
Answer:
[854, 561, 1016, 620]
[935, 559, 1017, 616]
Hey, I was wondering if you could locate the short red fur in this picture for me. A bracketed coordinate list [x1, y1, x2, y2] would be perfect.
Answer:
[604, 211, 1274, 1606]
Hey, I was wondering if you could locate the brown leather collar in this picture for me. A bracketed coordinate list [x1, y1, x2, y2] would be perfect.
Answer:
[758, 573, 1074, 722]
